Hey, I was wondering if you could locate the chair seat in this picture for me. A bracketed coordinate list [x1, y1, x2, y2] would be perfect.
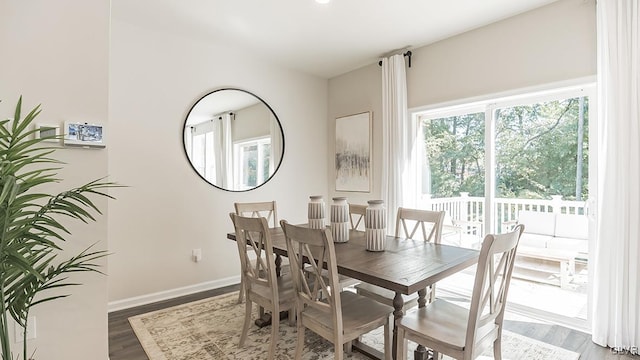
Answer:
[250, 273, 296, 307]
[354, 283, 419, 308]
[302, 291, 393, 342]
[304, 266, 360, 288]
[335, 273, 360, 288]
[398, 299, 497, 351]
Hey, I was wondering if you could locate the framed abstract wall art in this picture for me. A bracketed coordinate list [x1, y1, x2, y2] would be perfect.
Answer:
[335, 111, 371, 192]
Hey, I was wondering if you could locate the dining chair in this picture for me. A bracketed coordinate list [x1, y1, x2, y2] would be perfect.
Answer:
[441, 213, 484, 248]
[396, 224, 525, 360]
[234, 201, 278, 227]
[234, 201, 279, 303]
[349, 203, 367, 230]
[280, 220, 393, 360]
[229, 213, 296, 360]
[303, 203, 363, 292]
[355, 207, 445, 311]
[319, 202, 368, 289]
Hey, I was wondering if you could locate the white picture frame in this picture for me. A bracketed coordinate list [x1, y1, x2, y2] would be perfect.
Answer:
[63, 122, 106, 148]
[335, 111, 372, 192]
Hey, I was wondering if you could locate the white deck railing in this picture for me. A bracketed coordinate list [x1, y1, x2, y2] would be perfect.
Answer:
[420, 193, 587, 234]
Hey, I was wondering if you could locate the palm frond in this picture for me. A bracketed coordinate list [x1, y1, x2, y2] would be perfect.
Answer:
[0, 97, 119, 360]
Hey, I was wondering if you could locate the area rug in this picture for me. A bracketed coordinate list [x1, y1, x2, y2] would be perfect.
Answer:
[129, 291, 580, 360]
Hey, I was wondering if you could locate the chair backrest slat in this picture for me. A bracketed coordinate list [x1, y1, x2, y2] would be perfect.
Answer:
[234, 201, 278, 228]
[349, 204, 367, 230]
[465, 224, 524, 351]
[394, 207, 445, 243]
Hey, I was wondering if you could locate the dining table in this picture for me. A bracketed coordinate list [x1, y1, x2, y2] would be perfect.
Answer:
[227, 226, 480, 360]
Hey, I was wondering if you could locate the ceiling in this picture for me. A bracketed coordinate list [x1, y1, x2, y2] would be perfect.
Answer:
[186, 89, 261, 125]
[115, 0, 560, 79]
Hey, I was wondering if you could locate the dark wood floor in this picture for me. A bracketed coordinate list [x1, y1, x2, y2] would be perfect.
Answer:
[109, 284, 637, 360]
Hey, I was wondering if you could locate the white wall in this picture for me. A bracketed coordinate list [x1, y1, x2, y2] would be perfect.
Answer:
[107, 11, 329, 303]
[328, 0, 596, 202]
[406, 0, 596, 107]
[0, 1, 110, 359]
[233, 103, 271, 141]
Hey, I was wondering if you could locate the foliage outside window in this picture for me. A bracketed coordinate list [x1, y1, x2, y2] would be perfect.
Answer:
[420, 94, 589, 202]
[495, 98, 589, 201]
[422, 112, 485, 198]
[234, 137, 271, 190]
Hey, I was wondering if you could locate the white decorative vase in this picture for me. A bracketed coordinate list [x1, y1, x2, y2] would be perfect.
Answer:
[308, 195, 326, 229]
[330, 197, 349, 243]
[365, 200, 386, 251]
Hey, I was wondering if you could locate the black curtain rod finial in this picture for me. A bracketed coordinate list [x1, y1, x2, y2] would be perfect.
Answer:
[378, 50, 412, 68]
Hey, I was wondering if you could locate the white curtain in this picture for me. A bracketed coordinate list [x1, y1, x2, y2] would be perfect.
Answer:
[381, 54, 417, 234]
[214, 113, 233, 189]
[593, 0, 640, 349]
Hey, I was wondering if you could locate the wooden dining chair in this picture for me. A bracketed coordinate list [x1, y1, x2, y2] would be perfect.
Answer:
[396, 224, 525, 360]
[234, 201, 279, 303]
[234, 201, 278, 227]
[303, 203, 363, 292]
[355, 207, 445, 310]
[320, 202, 367, 289]
[349, 203, 367, 230]
[229, 213, 295, 360]
[280, 220, 393, 360]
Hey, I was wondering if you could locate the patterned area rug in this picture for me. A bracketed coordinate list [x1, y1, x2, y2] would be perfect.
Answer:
[129, 291, 580, 360]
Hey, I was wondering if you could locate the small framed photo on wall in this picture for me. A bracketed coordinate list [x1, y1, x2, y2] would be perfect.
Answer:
[63, 122, 106, 148]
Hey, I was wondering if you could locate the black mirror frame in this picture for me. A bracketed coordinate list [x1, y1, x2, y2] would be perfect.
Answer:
[182, 87, 285, 192]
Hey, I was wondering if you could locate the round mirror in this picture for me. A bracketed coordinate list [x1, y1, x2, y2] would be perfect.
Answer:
[183, 88, 284, 191]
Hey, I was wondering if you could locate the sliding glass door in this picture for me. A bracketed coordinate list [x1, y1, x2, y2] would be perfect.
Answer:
[414, 83, 595, 330]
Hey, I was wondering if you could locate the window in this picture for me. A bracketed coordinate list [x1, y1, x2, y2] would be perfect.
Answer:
[419, 110, 486, 199]
[234, 137, 272, 190]
[414, 84, 594, 234]
[186, 120, 217, 184]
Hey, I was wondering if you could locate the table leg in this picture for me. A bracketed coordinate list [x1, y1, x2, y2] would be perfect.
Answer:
[414, 288, 428, 360]
[254, 310, 290, 328]
[256, 254, 283, 328]
[275, 254, 282, 277]
[392, 292, 404, 360]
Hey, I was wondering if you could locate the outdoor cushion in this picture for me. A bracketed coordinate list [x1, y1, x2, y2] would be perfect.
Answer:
[518, 211, 555, 236]
[554, 214, 588, 239]
[548, 237, 588, 254]
[518, 233, 552, 248]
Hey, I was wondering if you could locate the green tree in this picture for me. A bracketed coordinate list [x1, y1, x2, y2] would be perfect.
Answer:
[423, 112, 485, 197]
[423, 96, 589, 201]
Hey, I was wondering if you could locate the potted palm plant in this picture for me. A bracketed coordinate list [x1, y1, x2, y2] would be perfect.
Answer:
[0, 97, 116, 360]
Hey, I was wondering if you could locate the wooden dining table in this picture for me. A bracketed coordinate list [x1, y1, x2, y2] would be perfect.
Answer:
[227, 226, 479, 360]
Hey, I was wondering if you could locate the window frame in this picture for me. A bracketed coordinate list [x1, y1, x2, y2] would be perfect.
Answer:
[233, 136, 272, 190]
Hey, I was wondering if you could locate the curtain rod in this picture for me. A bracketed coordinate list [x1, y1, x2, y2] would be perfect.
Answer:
[378, 50, 412, 68]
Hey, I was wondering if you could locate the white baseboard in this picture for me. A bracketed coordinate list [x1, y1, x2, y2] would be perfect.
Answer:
[107, 275, 240, 313]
